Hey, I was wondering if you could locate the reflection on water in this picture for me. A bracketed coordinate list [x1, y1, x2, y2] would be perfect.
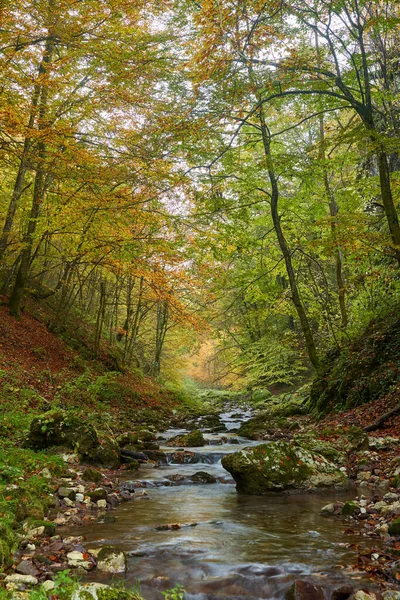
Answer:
[77, 408, 370, 599]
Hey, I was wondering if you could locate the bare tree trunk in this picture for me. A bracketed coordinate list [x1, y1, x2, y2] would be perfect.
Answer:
[94, 280, 107, 357]
[153, 299, 169, 376]
[318, 115, 348, 328]
[0, 86, 42, 261]
[376, 147, 400, 265]
[125, 276, 144, 365]
[9, 25, 54, 318]
[259, 109, 320, 369]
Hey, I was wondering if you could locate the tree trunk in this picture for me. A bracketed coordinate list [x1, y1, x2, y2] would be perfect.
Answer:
[376, 147, 400, 266]
[259, 110, 320, 369]
[9, 154, 46, 317]
[364, 403, 400, 432]
[0, 83, 42, 262]
[318, 115, 348, 328]
[8, 25, 54, 317]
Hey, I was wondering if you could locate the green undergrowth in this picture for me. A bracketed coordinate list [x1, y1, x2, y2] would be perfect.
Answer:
[310, 308, 400, 414]
[0, 570, 184, 600]
[0, 447, 64, 568]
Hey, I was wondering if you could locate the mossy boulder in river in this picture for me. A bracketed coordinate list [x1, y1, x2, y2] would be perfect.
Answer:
[168, 429, 206, 447]
[221, 441, 348, 494]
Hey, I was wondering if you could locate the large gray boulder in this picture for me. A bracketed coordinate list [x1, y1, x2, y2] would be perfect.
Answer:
[221, 441, 348, 494]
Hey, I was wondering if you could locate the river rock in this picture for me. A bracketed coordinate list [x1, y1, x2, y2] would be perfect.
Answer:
[221, 441, 348, 494]
[72, 583, 110, 600]
[42, 580, 56, 592]
[15, 561, 39, 577]
[4, 574, 38, 586]
[285, 579, 325, 600]
[67, 551, 92, 570]
[190, 471, 217, 484]
[88, 488, 108, 502]
[168, 430, 206, 447]
[82, 468, 102, 483]
[350, 592, 378, 600]
[58, 487, 76, 500]
[96, 546, 127, 573]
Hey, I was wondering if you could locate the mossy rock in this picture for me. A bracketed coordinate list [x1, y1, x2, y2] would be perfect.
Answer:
[221, 441, 348, 495]
[190, 471, 217, 484]
[237, 415, 268, 439]
[88, 488, 108, 502]
[341, 501, 359, 516]
[97, 588, 142, 600]
[27, 411, 98, 454]
[169, 429, 206, 447]
[82, 468, 102, 483]
[389, 518, 400, 536]
[294, 435, 347, 465]
[26, 520, 56, 536]
[96, 546, 127, 573]
[91, 437, 120, 469]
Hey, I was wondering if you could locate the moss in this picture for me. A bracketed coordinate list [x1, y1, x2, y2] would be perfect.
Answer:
[0, 522, 17, 568]
[389, 518, 400, 536]
[97, 588, 143, 600]
[169, 429, 206, 447]
[88, 488, 107, 502]
[27, 519, 56, 536]
[222, 441, 347, 495]
[82, 468, 102, 483]
[341, 501, 358, 516]
[309, 311, 400, 414]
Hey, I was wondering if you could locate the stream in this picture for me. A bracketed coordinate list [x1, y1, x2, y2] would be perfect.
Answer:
[79, 407, 372, 599]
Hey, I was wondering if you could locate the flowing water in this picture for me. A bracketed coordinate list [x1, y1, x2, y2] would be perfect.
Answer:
[79, 408, 372, 599]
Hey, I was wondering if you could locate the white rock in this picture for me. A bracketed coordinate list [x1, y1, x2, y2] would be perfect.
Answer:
[97, 547, 127, 573]
[29, 526, 45, 537]
[42, 580, 56, 592]
[4, 574, 38, 585]
[383, 591, 400, 600]
[71, 583, 109, 600]
[40, 468, 52, 479]
[374, 501, 388, 511]
[67, 551, 92, 570]
[352, 591, 377, 600]
[97, 499, 107, 509]
[76, 493, 84, 502]
[63, 498, 75, 507]
[371, 553, 379, 560]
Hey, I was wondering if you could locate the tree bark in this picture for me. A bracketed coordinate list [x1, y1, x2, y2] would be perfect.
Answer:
[376, 147, 400, 266]
[259, 110, 320, 369]
[9, 23, 54, 318]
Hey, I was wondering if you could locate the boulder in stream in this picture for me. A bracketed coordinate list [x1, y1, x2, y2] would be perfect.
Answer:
[190, 471, 217, 484]
[168, 429, 206, 447]
[96, 546, 127, 573]
[285, 580, 325, 600]
[221, 441, 348, 494]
